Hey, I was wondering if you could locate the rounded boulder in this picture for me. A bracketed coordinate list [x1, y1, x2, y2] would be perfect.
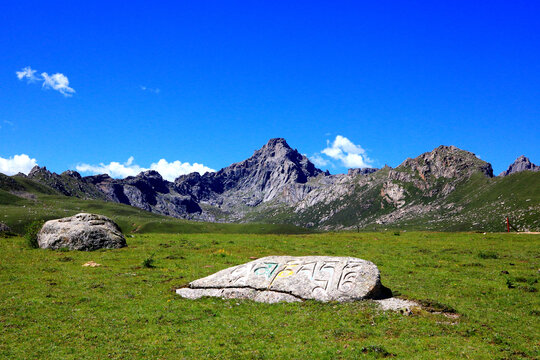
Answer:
[37, 213, 127, 251]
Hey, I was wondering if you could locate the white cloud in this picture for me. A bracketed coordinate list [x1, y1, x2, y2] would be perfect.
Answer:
[0, 154, 38, 175]
[41, 72, 75, 97]
[309, 154, 330, 168]
[16, 66, 75, 97]
[76, 157, 215, 181]
[317, 135, 373, 169]
[76, 157, 144, 179]
[149, 159, 214, 181]
[16, 66, 38, 82]
[140, 85, 160, 94]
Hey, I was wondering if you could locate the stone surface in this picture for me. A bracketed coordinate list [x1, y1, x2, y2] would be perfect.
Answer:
[82, 261, 102, 267]
[374, 298, 420, 314]
[37, 213, 126, 251]
[176, 288, 302, 303]
[177, 256, 390, 303]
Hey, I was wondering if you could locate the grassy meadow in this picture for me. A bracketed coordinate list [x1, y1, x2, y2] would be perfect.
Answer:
[1, 231, 538, 359]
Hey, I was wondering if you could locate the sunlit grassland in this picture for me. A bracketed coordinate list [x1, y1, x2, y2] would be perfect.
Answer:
[0, 231, 538, 359]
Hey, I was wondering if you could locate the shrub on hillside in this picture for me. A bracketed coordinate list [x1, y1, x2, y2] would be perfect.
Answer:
[478, 251, 498, 259]
[142, 253, 156, 268]
[24, 220, 44, 249]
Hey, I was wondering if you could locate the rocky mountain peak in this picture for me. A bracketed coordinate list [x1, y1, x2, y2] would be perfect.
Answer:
[253, 138, 298, 162]
[263, 137, 289, 149]
[28, 165, 51, 178]
[124, 170, 168, 195]
[136, 170, 163, 180]
[223, 138, 323, 187]
[61, 170, 82, 179]
[499, 155, 539, 176]
[175, 138, 324, 207]
[84, 174, 114, 184]
[398, 145, 493, 180]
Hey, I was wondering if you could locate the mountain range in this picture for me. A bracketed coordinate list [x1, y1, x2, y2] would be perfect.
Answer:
[3, 138, 540, 231]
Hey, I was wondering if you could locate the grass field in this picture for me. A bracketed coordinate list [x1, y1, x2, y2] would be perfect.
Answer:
[1, 231, 538, 359]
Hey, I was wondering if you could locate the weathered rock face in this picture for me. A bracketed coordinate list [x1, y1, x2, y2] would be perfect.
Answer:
[381, 181, 407, 208]
[499, 155, 540, 176]
[177, 256, 390, 303]
[28, 166, 109, 200]
[37, 213, 127, 251]
[175, 138, 325, 210]
[397, 145, 493, 180]
[85, 171, 203, 218]
[348, 168, 379, 176]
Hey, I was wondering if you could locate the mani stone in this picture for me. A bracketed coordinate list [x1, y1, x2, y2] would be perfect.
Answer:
[177, 256, 391, 303]
[37, 213, 127, 251]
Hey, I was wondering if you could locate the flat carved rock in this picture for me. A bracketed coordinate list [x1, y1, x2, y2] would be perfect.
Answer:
[177, 256, 389, 303]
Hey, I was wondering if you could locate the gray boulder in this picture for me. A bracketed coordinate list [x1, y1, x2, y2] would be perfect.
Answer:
[37, 213, 126, 251]
[177, 256, 390, 303]
[0, 222, 11, 232]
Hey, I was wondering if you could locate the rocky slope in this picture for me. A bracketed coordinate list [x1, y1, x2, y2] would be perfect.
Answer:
[20, 138, 326, 221]
[26, 167, 202, 219]
[273, 145, 498, 230]
[499, 155, 540, 176]
[27, 166, 109, 200]
[3, 139, 539, 231]
[174, 138, 326, 220]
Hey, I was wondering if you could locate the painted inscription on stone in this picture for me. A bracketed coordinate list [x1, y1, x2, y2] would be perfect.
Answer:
[184, 256, 382, 303]
[236, 259, 366, 294]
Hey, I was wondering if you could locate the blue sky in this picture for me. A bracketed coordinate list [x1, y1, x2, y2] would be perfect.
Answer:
[1, 1, 539, 179]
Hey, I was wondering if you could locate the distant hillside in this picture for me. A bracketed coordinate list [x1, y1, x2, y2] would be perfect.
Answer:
[2, 139, 539, 232]
[0, 173, 311, 235]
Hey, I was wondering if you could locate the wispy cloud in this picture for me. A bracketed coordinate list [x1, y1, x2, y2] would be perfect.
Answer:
[0, 154, 38, 175]
[1, 120, 14, 130]
[309, 153, 330, 168]
[76, 157, 215, 181]
[311, 135, 373, 169]
[16, 66, 38, 82]
[140, 85, 160, 94]
[41, 72, 75, 97]
[16, 66, 75, 97]
[76, 157, 144, 179]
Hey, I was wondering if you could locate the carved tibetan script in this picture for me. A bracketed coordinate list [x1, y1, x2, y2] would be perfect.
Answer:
[229, 258, 367, 294]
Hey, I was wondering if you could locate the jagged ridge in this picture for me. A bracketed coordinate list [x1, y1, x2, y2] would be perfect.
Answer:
[2, 139, 539, 231]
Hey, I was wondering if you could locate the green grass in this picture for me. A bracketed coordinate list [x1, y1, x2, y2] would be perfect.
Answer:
[1, 232, 538, 359]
